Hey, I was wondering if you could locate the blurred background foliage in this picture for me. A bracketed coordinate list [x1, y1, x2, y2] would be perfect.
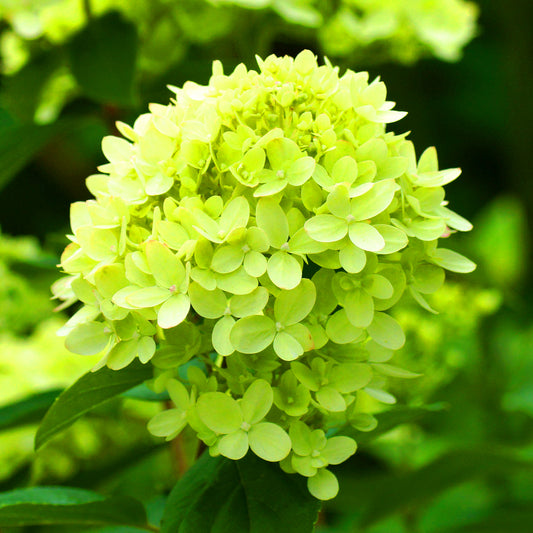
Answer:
[0, 0, 532, 531]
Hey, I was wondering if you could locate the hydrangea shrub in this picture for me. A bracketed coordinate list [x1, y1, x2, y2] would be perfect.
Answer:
[53, 50, 475, 500]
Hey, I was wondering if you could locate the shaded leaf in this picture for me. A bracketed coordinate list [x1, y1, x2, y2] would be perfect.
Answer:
[0, 389, 62, 431]
[35, 360, 152, 450]
[68, 12, 138, 106]
[161, 453, 320, 533]
[0, 487, 149, 528]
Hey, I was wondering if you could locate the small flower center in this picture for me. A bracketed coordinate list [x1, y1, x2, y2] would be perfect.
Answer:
[241, 421, 251, 432]
[169, 284, 177, 293]
[276, 169, 285, 179]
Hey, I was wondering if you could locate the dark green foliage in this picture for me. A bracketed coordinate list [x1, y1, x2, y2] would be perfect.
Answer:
[0, 486, 150, 528]
[35, 360, 152, 450]
[161, 452, 321, 533]
[68, 12, 138, 106]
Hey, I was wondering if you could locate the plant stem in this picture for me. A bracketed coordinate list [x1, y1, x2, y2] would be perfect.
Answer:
[82, 0, 93, 20]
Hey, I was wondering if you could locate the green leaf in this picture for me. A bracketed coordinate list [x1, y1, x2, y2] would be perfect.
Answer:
[35, 360, 152, 450]
[0, 389, 62, 431]
[0, 48, 61, 122]
[0, 487, 148, 528]
[68, 11, 138, 106]
[161, 453, 320, 533]
[0, 119, 72, 191]
[359, 449, 533, 529]
[230, 315, 276, 354]
[342, 404, 447, 445]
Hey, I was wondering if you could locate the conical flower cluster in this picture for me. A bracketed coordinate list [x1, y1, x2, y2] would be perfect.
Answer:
[54, 50, 475, 500]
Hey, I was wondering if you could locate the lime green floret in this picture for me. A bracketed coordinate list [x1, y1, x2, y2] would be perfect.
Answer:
[54, 50, 475, 500]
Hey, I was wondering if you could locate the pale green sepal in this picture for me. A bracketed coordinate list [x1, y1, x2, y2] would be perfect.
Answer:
[373, 363, 421, 379]
[292, 455, 318, 478]
[138, 336, 156, 363]
[326, 310, 363, 344]
[212, 315, 236, 356]
[241, 379, 273, 424]
[65, 322, 111, 355]
[348, 222, 385, 252]
[304, 215, 347, 243]
[218, 430, 249, 460]
[196, 392, 243, 434]
[158, 293, 190, 329]
[430, 248, 477, 273]
[329, 363, 372, 392]
[274, 278, 316, 325]
[338, 245, 366, 273]
[216, 267, 258, 295]
[211, 245, 245, 273]
[289, 421, 313, 456]
[291, 362, 319, 391]
[321, 437, 357, 465]
[350, 179, 396, 221]
[230, 287, 269, 317]
[274, 331, 304, 361]
[254, 179, 287, 197]
[229, 315, 276, 354]
[367, 312, 405, 350]
[189, 282, 227, 319]
[316, 386, 345, 412]
[148, 409, 187, 439]
[126, 287, 170, 308]
[344, 288, 374, 328]
[243, 250, 267, 277]
[364, 387, 397, 404]
[248, 422, 291, 462]
[255, 197, 288, 248]
[145, 240, 185, 288]
[374, 224, 408, 254]
[267, 251, 301, 290]
[107, 339, 138, 370]
[307, 469, 339, 500]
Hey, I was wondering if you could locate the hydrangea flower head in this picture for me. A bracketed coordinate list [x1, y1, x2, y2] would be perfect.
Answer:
[54, 50, 475, 500]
